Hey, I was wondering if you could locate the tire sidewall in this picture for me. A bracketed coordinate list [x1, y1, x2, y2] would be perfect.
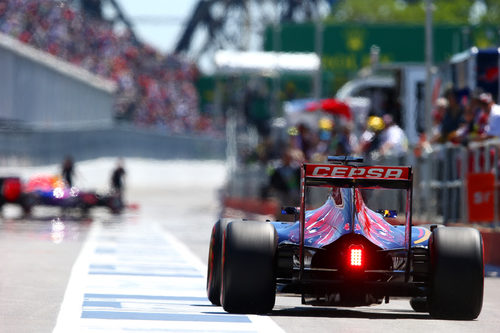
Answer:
[429, 227, 484, 319]
[221, 221, 277, 314]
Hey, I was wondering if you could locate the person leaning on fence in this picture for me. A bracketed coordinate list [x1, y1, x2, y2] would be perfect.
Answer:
[451, 100, 481, 145]
[292, 123, 315, 161]
[429, 97, 447, 143]
[378, 113, 408, 156]
[354, 116, 385, 156]
[438, 88, 465, 143]
[268, 149, 301, 214]
[478, 92, 500, 139]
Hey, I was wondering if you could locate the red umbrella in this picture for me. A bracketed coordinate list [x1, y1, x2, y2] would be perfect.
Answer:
[305, 98, 352, 120]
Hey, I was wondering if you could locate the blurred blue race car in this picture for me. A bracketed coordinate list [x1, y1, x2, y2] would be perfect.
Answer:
[19, 175, 123, 216]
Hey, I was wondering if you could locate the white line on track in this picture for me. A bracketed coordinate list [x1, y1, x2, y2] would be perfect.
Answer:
[53, 217, 285, 333]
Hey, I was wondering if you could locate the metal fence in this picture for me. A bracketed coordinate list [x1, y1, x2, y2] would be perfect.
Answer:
[225, 139, 500, 226]
[349, 140, 500, 226]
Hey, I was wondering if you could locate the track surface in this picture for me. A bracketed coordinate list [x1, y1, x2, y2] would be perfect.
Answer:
[0, 159, 499, 332]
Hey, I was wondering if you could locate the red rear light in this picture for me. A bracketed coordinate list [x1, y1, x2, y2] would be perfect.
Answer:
[3, 178, 22, 202]
[348, 245, 364, 268]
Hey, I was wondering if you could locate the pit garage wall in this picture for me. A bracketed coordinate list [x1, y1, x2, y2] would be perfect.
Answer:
[0, 33, 115, 128]
[0, 127, 226, 165]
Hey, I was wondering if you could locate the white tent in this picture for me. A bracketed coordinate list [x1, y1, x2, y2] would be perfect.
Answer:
[214, 50, 320, 75]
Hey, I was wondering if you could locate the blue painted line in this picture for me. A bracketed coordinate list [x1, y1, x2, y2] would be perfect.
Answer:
[485, 264, 500, 277]
[89, 264, 199, 272]
[82, 301, 122, 308]
[113, 259, 189, 264]
[114, 251, 180, 255]
[88, 271, 203, 278]
[95, 248, 116, 254]
[81, 311, 252, 323]
[84, 294, 208, 302]
[89, 264, 116, 270]
[97, 239, 166, 244]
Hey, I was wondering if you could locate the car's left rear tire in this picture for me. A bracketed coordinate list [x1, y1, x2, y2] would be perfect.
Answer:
[428, 227, 484, 320]
[206, 218, 233, 306]
[221, 221, 277, 314]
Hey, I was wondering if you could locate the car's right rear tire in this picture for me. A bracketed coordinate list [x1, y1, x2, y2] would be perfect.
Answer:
[428, 227, 484, 320]
[221, 221, 277, 314]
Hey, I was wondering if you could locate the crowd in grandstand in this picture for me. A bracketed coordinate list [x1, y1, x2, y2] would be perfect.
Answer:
[0, 0, 218, 135]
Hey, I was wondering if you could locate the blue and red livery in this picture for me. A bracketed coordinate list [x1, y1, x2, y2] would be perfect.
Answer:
[207, 156, 484, 319]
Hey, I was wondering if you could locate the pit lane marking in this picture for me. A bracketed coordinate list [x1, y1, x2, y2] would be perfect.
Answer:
[53, 218, 284, 333]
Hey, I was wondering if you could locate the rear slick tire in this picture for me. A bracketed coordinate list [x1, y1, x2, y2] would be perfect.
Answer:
[428, 227, 484, 320]
[206, 219, 233, 306]
[221, 221, 277, 314]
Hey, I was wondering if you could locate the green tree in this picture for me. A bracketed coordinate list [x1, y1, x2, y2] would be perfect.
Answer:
[481, 0, 500, 24]
[327, 0, 496, 26]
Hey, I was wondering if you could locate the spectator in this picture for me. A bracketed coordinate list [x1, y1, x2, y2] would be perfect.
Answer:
[452, 92, 485, 144]
[471, 89, 489, 137]
[291, 123, 314, 161]
[354, 115, 385, 156]
[110, 158, 126, 195]
[438, 88, 465, 143]
[379, 114, 408, 156]
[429, 97, 447, 143]
[268, 149, 301, 210]
[479, 92, 500, 139]
[311, 117, 334, 161]
[61, 155, 75, 187]
[336, 121, 358, 156]
[452, 105, 478, 145]
[319, 120, 357, 158]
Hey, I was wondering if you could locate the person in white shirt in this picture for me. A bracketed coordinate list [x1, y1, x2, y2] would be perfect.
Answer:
[480, 92, 500, 139]
[379, 114, 408, 156]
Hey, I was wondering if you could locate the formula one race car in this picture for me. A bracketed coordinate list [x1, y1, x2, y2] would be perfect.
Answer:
[207, 156, 484, 319]
[1, 175, 123, 216]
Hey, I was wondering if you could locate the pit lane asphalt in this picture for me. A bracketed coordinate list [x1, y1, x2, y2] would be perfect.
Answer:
[0, 159, 499, 333]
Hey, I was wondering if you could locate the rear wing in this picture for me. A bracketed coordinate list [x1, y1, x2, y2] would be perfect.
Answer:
[297, 161, 414, 282]
[304, 163, 412, 189]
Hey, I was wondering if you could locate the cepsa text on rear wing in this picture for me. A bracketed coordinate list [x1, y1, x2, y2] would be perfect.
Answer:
[303, 164, 412, 190]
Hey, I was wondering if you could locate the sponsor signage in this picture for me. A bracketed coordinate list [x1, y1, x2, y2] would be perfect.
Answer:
[264, 24, 500, 73]
[467, 173, 495, 223]
[305, 164, 410, 180]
